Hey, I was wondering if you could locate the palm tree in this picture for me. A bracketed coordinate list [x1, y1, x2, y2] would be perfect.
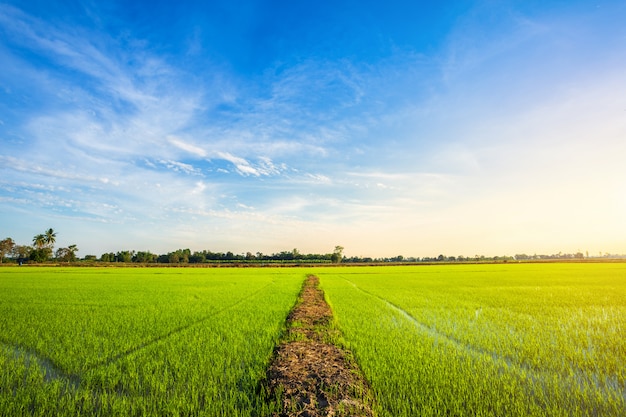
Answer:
[44, 228, 56, 249]
[33, 234, 46, 249]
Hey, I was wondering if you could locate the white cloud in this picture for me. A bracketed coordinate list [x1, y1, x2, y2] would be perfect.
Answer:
[212, 152, 286, 177]
[304, 173, 331, 184]
[215, 152, 259, 176]
[158, 159, 202, 176]
[0, 155, 103, 183]
[168, 137, 208, 157]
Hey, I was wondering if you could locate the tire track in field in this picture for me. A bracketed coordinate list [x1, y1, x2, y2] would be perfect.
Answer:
[340, 276, 626, 407]
[340, 277, 560, 374]
[0, 340, 80, 388]
[339, 277, 510, 364]
[0, 279, 278, 389]
[83, 279, 279, 373]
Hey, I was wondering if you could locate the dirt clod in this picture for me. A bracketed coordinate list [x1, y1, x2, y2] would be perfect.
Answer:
[266, 275, 375, 417]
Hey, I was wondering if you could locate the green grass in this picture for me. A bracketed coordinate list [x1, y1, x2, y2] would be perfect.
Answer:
[318, 263, 626, 416]
[2, 263, 625, 416]
[0, 267, 303, 416]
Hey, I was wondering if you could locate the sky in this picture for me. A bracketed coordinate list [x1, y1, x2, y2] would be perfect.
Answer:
[1, 0, 625, 258]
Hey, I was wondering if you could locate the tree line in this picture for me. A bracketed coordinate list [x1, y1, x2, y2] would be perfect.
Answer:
[1, 230, 621, 265]
[0, 233, 346, 264]
[0, 229, 79, 264]
[93, 246, 346, 264]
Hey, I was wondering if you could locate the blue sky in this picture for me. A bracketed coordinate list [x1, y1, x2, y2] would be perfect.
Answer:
[1, 0, 625, 258]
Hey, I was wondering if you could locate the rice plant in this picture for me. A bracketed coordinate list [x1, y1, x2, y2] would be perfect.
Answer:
[319, 263, 626, 416]
[0, 267, 303, 416]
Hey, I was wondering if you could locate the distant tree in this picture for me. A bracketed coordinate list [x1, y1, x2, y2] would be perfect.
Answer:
[0, 237, 15, 263]
[134, 251, 157, 263]
[68, 244, 78, 260]
[162, 249, 190, 264]
[331, 245, 344, 263]
[55, 248, 66, 261]
[30, 247, 52, 262]
[33, 234, 46, 249]
[277, 250, 293, 261]
[12, 245, 31, 261]
[100, 252, 115, 262]
[116, 250, 134, 263]
[44, 228, 56, 250]
[55, 244, 78, 263]
[83, 255, 97, 261]
[189, 251, 206, 263]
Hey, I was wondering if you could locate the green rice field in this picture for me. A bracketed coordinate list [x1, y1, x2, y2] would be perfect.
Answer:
[1, 263, 625, 416]
[319, 263, 626, 416]
[0, 267, 303, 416]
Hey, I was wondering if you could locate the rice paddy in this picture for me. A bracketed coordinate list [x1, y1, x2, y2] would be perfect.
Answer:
[0, 267, 303, 416]
[1, 263, 624, 416]
[318, 263, 626, 416]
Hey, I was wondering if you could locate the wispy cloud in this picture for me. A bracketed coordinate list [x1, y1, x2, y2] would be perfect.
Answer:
[439, 4, 548, 84]
[212, 152, 286, 177]
[0, 155, 113, 184]
[168, 137, 208, 158]
[158, 160, 203, 176]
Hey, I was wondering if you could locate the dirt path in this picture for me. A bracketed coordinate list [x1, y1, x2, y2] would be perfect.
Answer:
[266, 275, 375, 417]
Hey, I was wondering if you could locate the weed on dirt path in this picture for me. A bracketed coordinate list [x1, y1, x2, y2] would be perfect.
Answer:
[266, 275, 375, 417]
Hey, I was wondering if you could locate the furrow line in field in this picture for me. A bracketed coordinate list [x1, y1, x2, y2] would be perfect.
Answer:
[340, 276, 626, 408]
[339, 277, 509, 363]
[1, 279, 278, 391]
[84, 279, 278, 372]
[0, 340, 80, 388]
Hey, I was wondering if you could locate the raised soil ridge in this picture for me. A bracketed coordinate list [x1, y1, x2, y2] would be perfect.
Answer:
[266, 275, 375, 417]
